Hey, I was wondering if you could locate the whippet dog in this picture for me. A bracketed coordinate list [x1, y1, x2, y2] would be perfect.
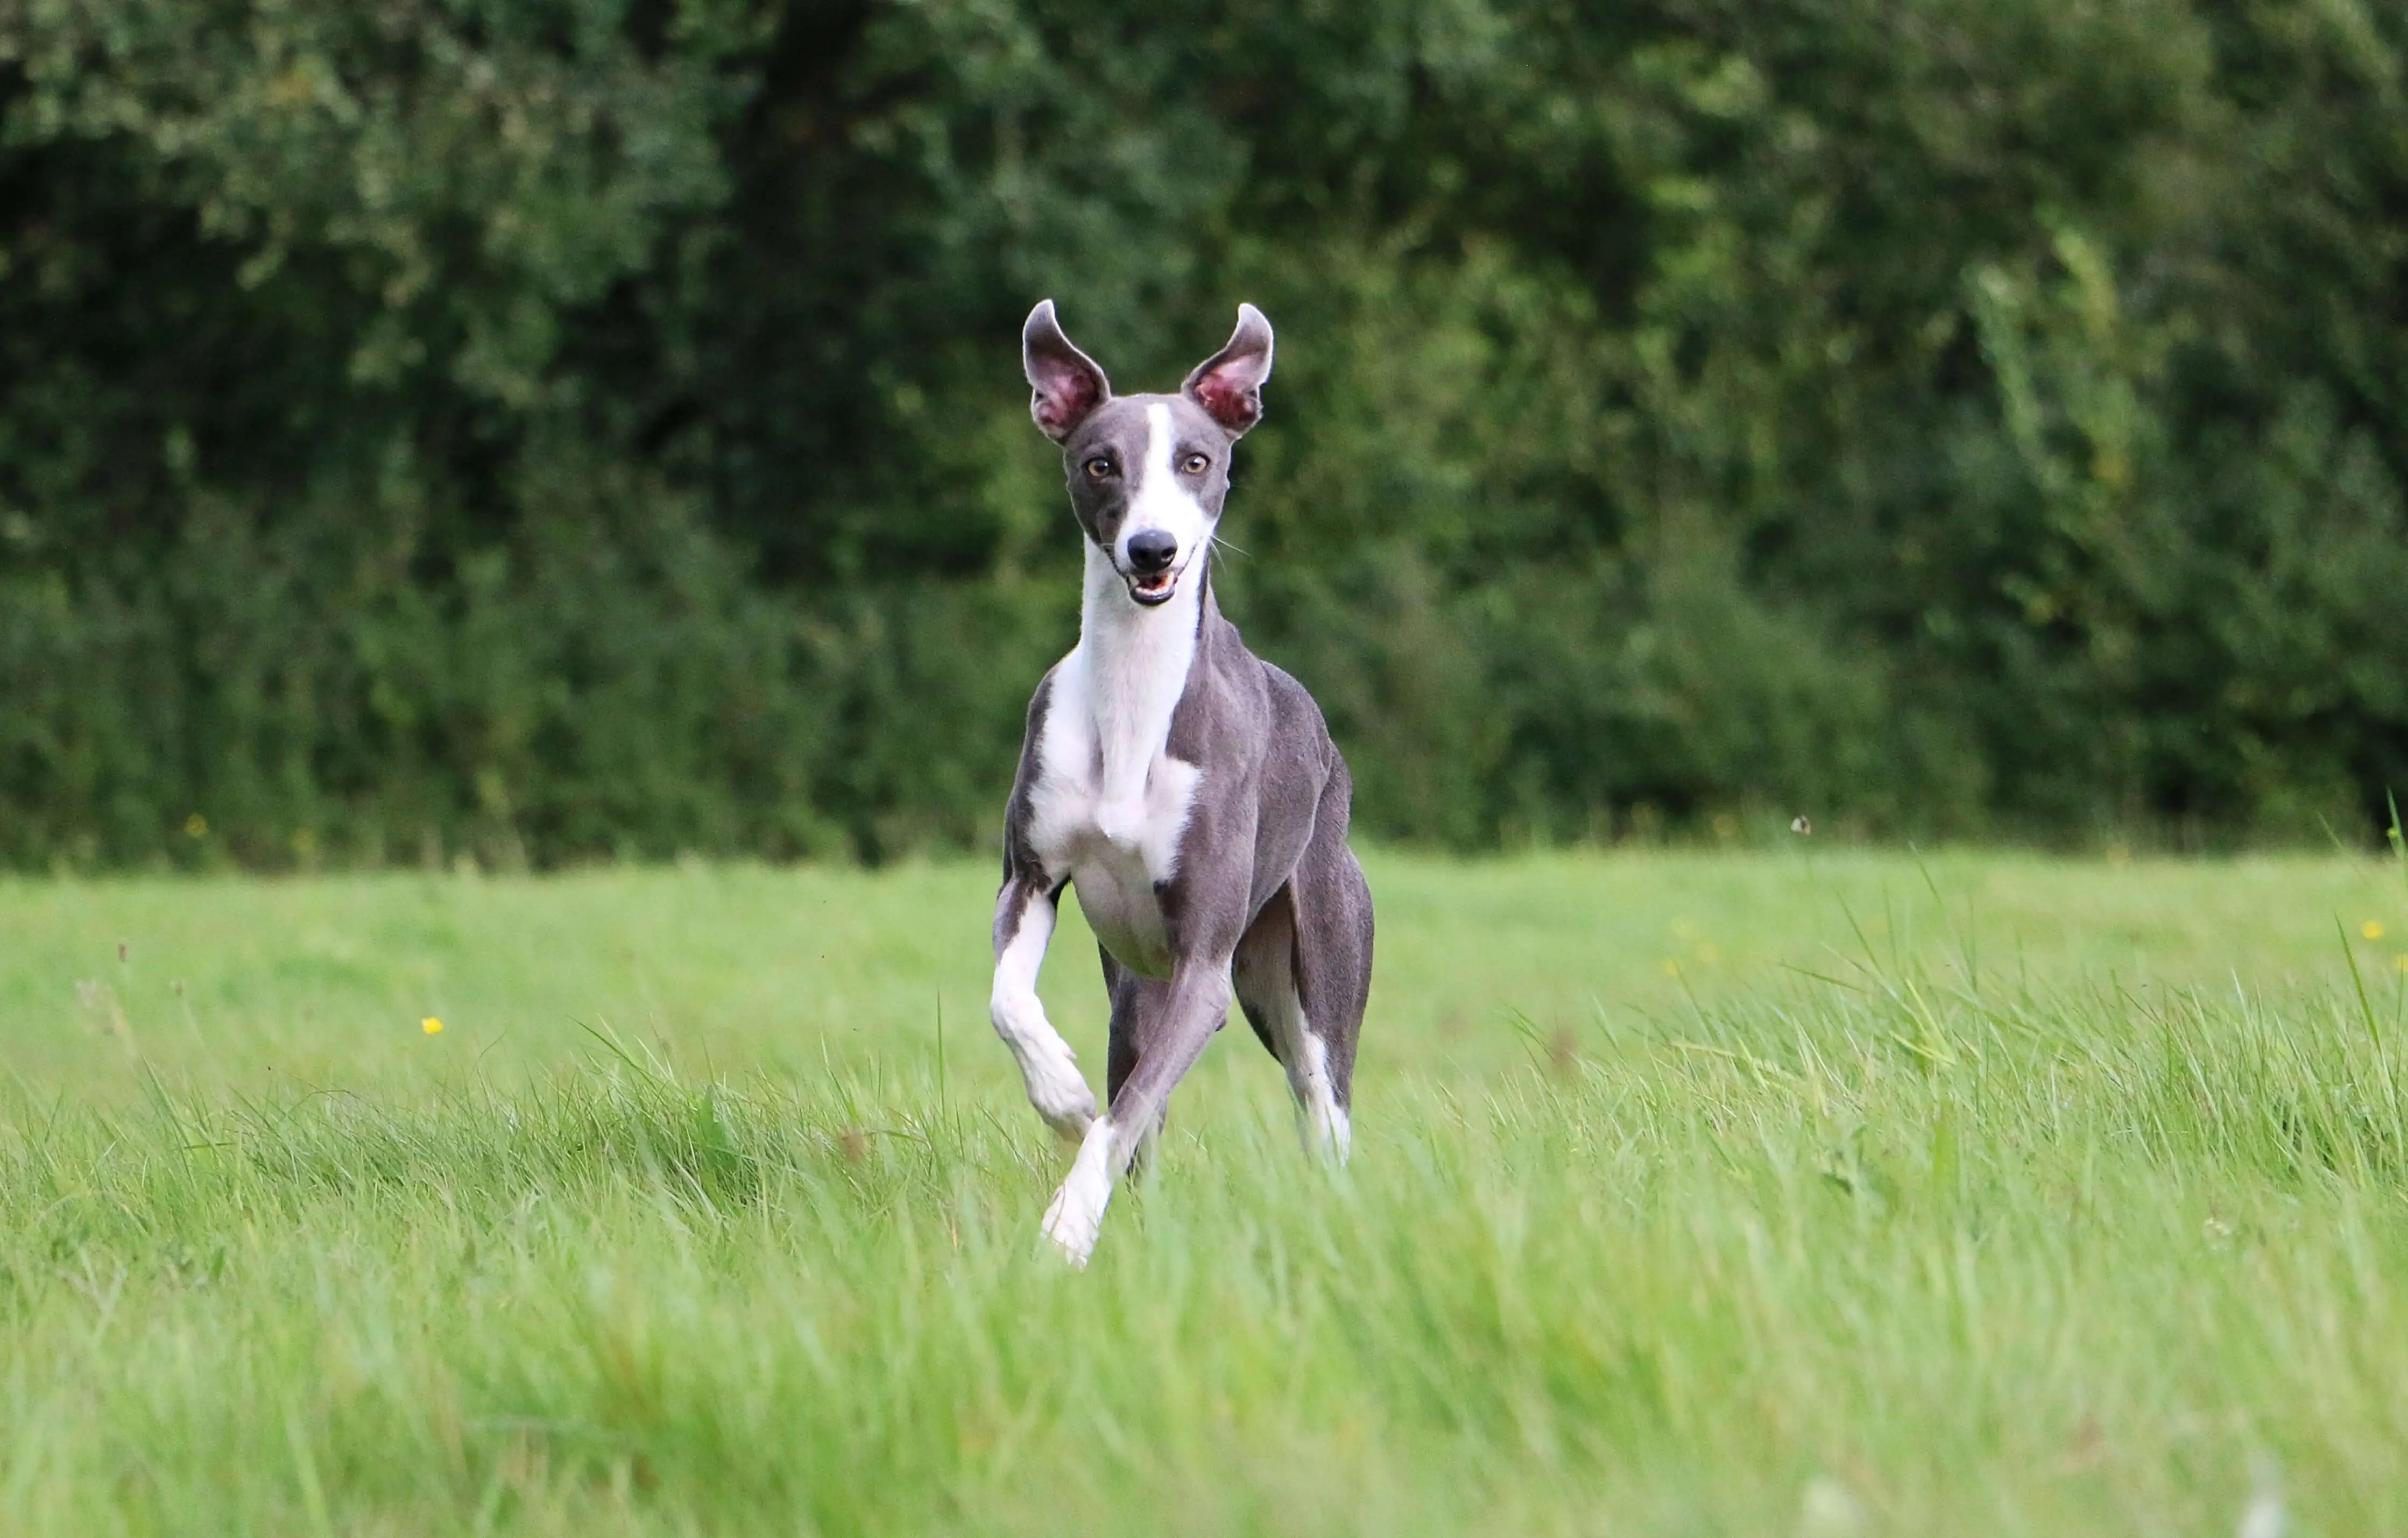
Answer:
[988, 300, 1375, 1265]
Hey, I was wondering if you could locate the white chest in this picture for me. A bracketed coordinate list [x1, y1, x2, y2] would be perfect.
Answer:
[1023, 554, 1206, 979]
[1026, 738, 1199, 979]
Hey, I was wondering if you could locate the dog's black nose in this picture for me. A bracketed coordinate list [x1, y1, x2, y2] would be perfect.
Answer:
[1126, 530, 1177, 573]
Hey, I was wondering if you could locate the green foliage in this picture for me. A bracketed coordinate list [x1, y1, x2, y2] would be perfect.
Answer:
[3, 0, 2407, 866]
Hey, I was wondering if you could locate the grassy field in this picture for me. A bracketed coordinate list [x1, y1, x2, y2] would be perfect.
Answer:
[4, 848, 2407, 1534]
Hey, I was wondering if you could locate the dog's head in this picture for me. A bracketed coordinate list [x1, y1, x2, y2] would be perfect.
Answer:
[1022, 301, 1274, 608]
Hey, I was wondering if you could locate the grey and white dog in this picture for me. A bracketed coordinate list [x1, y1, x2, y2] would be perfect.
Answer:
[987, 300, 1375, 1265]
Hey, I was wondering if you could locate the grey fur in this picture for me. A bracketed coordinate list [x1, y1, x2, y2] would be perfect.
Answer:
[992, 301, 1374, 1258]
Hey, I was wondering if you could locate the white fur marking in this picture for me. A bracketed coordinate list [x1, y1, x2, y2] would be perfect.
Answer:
[1020, 489, 1205, 979]
[1298, 1027, 1351, 1163]
[1041, 1115, 1119, 1265]
[1116, 402, 1215, 590]
[1078, 535, 1201, 847]
[988, 888, 1097, 1137]
[1247, 946, 1349, 1162]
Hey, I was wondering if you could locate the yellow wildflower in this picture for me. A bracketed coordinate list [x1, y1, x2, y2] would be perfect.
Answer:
[2365, 920, 2386, 941]
[421, 1017, 443, 1035]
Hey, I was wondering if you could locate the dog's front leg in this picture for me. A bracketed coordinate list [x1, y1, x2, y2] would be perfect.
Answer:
[1041, 955, 1233, 1265]
[990, 877, 1097, 1139]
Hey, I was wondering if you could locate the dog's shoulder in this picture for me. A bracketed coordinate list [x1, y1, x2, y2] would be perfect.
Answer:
[1253, 657, 1327, 727]
[1001, 665, 1065, 872]
[1173, 604, 1276, 733]
[1173, 610, 1341, 790]
[1020, 658, 1062, 735]
[1253, 657, 1340, 768]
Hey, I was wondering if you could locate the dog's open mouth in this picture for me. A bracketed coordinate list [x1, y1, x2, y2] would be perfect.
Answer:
[1125, 569, 1178, 606]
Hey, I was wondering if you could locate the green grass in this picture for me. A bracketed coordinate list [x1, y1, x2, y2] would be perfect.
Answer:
[5, 849, 2408, 1534]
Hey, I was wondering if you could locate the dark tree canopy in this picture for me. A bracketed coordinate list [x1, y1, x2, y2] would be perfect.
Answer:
[3, 0, 2406, 867]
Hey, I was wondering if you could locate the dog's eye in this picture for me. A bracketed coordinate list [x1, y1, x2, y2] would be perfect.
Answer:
[1083, 456, 1113, 479]
[1181, 453, 1210, 474]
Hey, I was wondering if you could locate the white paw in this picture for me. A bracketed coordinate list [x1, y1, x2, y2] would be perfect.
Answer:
[1040, 1119, 1116, 1266]
[1039, 1184, 1103, 1266]
[1315, 1106, 1352, 1166]
[1022, 1040, 1098, 1139]
[994, 990, 1097, 1138]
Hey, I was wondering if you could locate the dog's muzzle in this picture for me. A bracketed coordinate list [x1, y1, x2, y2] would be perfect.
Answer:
[1123, 531, 1180, 605]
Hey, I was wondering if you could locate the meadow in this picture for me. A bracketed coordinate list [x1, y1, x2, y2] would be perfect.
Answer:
[3, 847, 2406, 1535]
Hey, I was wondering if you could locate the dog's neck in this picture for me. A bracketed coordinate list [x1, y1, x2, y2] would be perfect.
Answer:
[1078, 541, 1205, 813]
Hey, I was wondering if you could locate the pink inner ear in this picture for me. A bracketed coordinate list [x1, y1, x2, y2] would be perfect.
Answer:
[1034, 366, 1103, 435]
[1193, 372, 1254, 427]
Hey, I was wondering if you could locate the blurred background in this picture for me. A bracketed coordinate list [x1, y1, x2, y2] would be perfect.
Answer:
[3, 0, 2405, 871]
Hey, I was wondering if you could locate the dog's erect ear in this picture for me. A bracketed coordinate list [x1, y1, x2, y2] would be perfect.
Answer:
[1182, 303, 1275, 437]
[1023, 300, 1111, 443]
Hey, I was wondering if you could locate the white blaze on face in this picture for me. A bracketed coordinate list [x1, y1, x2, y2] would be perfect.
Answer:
[1117, 403, 1214, 584]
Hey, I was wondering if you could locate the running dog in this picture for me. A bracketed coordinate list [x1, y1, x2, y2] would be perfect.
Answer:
[987, 301, 1374, 1265]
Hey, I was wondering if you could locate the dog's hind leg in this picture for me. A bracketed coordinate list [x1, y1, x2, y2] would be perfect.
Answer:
[1234, 889, 1338, 1159]
[1235, 889, 1361, 1161]
[1235, 799, 1371, 1160]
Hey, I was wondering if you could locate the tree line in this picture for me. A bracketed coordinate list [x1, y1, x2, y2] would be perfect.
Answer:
[3, 0, 2405, 868]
